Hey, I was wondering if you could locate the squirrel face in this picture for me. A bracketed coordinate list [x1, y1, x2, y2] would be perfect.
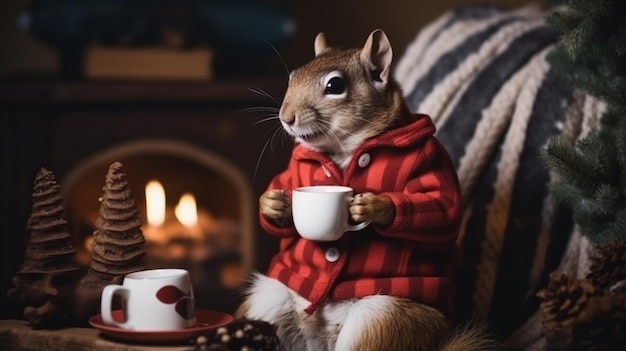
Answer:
[279, 30, 407, 166]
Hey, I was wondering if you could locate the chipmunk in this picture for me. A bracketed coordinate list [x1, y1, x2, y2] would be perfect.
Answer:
[238, 29, 499, 351]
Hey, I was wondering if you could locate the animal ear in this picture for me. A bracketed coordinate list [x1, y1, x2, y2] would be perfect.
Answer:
[314, 32, 328, 56]
[360, 29, 393, 91]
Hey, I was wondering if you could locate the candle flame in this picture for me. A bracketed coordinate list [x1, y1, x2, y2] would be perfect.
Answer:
[145, 180, 166, 226]
[175, 192, 198, 227]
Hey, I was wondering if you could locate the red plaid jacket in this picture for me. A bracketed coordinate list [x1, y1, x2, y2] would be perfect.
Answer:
[260, 113, 462, 318]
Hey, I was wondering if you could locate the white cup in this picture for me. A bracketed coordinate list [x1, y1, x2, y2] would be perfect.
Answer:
[100, 268, 196, 331]
[292, 185, 370, 241]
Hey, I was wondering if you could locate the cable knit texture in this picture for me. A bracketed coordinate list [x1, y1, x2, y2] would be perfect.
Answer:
[394, 4, 603, 346]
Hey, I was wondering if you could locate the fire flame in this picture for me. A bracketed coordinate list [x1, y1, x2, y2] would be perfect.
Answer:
[145, 180, 166, 226]
[175, 192, 198, 227]
[145, 180, 197, 228]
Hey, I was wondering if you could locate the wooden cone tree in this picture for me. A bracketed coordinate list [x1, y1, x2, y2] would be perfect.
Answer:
[72, 161, 147, 323]
[7, 167, 79, 328]
[90, 161, 146, 275]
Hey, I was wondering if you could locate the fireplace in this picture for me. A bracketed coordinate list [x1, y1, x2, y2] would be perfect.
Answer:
[64, 139, 255, 310]
[0, 78, 290, 316]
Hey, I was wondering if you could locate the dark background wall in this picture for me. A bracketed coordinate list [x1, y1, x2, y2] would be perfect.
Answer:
[0, 0, 547, 77]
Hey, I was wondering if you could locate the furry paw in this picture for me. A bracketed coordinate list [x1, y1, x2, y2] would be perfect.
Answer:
[260, 189, 292, 227]
[350, 192, 394, 226]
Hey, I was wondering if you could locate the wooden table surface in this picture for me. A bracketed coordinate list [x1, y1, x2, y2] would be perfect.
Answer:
[0, 319, 195, 351]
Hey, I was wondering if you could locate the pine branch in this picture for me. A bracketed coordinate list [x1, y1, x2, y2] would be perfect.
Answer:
[543, 0, 626, 244]
[541, 137, 603, 191]
[593, 184, 619, 215]
[547, 181, 585, 210]
[615, 125, 626, 188]
[546, 0, 626, 103]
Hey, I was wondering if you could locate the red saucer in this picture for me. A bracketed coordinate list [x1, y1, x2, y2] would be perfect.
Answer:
[89, 309, 233, 343]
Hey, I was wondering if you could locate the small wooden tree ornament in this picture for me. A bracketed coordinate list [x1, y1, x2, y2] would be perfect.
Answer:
[7, 167, 80, 328]
[71, 161, 147, 323]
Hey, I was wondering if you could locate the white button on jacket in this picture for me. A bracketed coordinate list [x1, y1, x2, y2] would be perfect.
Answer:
[325, 247, 340, 262]
[358, 153, 371, 168]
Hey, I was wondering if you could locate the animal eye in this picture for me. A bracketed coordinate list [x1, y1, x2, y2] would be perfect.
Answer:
[325, 77, 345, 95]
[322, 71, 346, 97]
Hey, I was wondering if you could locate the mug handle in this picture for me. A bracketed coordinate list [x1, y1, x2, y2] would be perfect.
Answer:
[347, 220, 371, 232]
[346, 195, 371, 232]
[101, 284, 131, 329]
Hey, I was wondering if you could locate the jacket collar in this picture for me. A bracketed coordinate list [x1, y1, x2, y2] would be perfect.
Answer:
[292, 113, 436, 161]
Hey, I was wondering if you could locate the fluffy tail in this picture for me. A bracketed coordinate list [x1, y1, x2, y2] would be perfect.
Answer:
[439, 321, 502, 351]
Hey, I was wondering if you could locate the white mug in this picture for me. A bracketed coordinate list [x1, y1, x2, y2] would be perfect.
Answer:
[292, 185, 370, 241]
[100, 268, 196, 331]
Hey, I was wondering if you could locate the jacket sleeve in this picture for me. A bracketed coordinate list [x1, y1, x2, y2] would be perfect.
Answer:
[377, 138, 462, 249]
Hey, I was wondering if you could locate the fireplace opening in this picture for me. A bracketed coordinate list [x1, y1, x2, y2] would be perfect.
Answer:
[62, 139, 254, 312]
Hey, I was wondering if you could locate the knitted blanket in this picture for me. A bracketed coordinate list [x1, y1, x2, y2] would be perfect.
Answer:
[394, 4, 605, 347]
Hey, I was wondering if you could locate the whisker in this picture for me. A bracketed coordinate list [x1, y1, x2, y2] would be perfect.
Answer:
[253, 125, 289, 182]
[253, 136, 273, 183]
[240, 106, 280, 114]
[250, 116, 281, 127]
[316, 121, 350, 157]
[265, 41, 291, 78]
[247, 87, 282, 106]
[316, 118, 350, 139]
[271, 125, 293, 156]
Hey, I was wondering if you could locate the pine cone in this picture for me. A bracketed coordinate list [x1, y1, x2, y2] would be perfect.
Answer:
[570, 293, 626, 350]
[537, 272, 603, 332]
[192, 319, 280, 351]
[587, 239, 626, 292]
